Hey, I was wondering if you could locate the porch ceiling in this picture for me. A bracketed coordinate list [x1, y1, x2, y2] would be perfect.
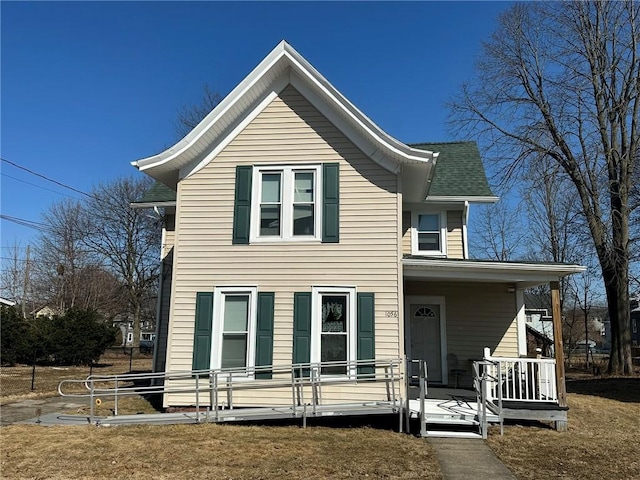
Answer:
[402, 257, 586, 288]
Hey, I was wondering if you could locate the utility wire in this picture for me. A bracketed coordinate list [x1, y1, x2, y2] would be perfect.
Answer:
[1, 157, 91, 197]
[0, 214, 54, 233]
[1, 173, 80, 199]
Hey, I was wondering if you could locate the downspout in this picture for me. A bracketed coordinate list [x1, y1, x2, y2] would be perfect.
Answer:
[462, 201, 469, 259]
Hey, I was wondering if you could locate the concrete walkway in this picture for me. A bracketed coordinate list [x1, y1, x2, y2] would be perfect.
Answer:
[1, 396, 91, 426]
[429, 438, 517, 480]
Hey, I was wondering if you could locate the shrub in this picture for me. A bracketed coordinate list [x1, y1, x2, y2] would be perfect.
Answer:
[43, 309, 117, 366]
[0, 305, 29, 365]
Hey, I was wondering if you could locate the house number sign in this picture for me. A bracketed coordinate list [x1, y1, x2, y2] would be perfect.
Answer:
[385, 311, 398, 318]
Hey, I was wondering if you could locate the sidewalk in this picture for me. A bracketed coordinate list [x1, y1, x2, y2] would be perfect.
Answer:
[429, 438, 517, 480]
[1, 396, 92, 426]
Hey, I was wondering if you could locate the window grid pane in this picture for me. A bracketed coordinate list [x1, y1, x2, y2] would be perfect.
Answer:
[418, 214, 439, 232]
[223, 295, 249, 331]
[221, 333, 248, 369]
[260, 173, 282, 236]
[292, 171, 315, 236]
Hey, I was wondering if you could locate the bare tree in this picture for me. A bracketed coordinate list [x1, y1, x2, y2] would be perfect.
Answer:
[0, 242, 28, 309]
[450, 1, 638, 374]
[470, 199, 526, 260]
[174, 84, 222, 139]
[81, 177, 161, 348]
[34, 199, 92, 313]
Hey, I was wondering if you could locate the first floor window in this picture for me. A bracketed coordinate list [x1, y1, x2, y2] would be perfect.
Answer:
[312, 287, 356, 376]
[213, 287, 257, 372]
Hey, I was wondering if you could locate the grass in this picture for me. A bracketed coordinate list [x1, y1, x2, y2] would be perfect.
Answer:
[487, 377, 640, 480]
[0, 423, 442, 479]
[0, 350, 153, 404]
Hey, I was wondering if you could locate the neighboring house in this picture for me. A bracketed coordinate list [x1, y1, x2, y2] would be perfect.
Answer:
[525, 308, 554, 356]
[131, 41, 584, 415]
[631, 296, 640, 347]
[31, 305, 58, 318]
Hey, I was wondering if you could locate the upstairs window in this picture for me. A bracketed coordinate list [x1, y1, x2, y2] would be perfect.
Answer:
[411, 211, 447, 256]
[251, 165, 321, 242]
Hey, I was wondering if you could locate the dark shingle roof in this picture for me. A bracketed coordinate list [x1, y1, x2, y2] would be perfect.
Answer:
[133, 182, 176, 204]
[410, 141, 495, 198]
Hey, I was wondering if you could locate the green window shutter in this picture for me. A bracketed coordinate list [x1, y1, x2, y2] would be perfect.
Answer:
[322, 163, 339, 243]
[255, 292, 275, 379]
[192, 292, 214, 374]
[357, 292, 375, 377]
[232, 165, 253, 244]
[293, 292, 312, 376]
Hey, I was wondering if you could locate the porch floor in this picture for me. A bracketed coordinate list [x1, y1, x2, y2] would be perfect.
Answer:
[407, 387, 499, 423]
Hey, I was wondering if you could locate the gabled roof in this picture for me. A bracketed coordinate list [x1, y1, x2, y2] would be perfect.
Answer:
[411, 142, 498, 202]
[132, 40, 437, 188]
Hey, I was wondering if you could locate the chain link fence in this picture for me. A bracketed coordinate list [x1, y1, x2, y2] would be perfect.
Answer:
[1, 347, 154, 400]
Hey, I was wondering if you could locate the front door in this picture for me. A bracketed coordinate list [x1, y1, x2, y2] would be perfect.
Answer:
[409, 303, 443, 383]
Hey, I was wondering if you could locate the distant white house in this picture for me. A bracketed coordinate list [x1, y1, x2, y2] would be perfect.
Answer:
[0, 297, 16, 307]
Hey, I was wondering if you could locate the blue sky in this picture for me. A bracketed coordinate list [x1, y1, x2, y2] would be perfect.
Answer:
[1, 1, 511, 255]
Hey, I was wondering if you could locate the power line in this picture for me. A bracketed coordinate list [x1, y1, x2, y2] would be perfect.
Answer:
[1, 157, 91, 197]
[1, 173, 80, 199]
[0, 214, 53, 233]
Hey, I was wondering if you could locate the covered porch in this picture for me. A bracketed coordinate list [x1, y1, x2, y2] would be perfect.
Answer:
[402, 257, 585, 431]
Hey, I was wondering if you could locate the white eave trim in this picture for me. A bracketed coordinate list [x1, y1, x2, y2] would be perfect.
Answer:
[425, 195, 500, 203]
[131, 40, 434, 180]
[130, 201, 176, 209]
[403, 258, 586, 285]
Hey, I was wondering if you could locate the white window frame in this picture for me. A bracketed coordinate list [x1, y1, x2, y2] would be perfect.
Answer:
[411, 211, 447, 256]
[311, 286, 357, 377]
[250, 164, 322, 243]
[211, 286, 258, 378]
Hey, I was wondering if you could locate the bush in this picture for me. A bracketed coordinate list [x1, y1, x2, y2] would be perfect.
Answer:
[41, 309, 117, 366]
[0, 305, 30, 365]
[1, 308, 117, 366]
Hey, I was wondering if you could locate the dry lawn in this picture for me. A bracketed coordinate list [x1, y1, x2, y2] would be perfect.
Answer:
[0, 351, 153, 404]
[0, 423, 441, 479]
[487, 377, 640, 480]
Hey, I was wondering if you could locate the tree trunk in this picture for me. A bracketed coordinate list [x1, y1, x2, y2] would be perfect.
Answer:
[603, 261, 633, 374]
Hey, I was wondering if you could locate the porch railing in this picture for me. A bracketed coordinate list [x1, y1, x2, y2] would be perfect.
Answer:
[482, 347, 558, 403]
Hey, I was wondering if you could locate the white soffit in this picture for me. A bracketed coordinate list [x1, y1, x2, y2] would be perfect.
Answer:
[131, 40, 435, 187]
[403, 258, 586, 287]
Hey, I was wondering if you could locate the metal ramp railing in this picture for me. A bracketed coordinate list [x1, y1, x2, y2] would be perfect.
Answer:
[58, 358, 406, 427]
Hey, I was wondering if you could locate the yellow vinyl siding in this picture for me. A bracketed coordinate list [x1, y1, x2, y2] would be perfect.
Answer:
[401, 211, 411, 256]
[446, 211, 464, 259]
[165, 85, 402, 406]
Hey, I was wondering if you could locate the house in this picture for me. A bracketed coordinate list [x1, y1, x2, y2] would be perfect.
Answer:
[131, 41, 585, 430]
[524, 308, 554, 356]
